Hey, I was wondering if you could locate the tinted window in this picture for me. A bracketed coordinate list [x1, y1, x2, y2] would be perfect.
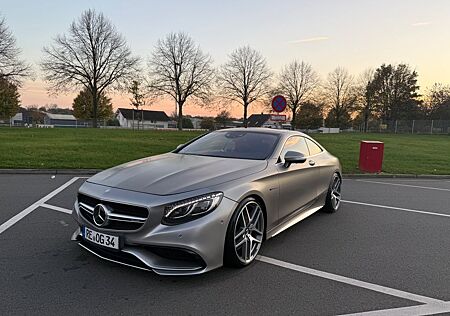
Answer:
[178, 131, 279, 160]
[280, 136, 309, 159]
[306, 138, 323, 155]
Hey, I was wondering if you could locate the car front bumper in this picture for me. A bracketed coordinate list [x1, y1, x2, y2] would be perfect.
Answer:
[71, 181, 238, 275]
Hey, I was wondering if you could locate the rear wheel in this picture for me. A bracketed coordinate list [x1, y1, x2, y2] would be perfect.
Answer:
[224, 197, 265, 267]
[322, 173, 342, 213]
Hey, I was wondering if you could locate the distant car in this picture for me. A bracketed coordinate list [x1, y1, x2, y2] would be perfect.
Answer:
[71, 128, 342, 275]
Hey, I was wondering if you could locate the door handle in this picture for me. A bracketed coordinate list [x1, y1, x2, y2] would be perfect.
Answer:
[309, 159, 315, 166]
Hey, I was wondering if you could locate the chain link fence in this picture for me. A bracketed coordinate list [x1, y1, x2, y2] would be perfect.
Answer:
[353, 120, 450, 134]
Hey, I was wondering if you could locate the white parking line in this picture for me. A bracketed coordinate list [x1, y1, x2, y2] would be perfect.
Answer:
[339, 301, 450, 316]
[342, 200, 450, 218]
[41, 203, 72, 214]
[257, 256, 443, 305]
[355, 179, 450, 192]
[0, 177, 79, 235]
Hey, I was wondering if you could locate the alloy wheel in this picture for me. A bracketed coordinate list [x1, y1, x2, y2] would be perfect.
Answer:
[330, 176, 342, 210]
[233, 201, 264, 264]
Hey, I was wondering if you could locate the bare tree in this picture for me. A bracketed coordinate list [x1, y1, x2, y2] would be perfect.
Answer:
[0, 16, 31, 85]
[217, 46, 272, 127]
[128, 79, 147, 130]
[41, 9, 139, 127]
[278, 60, 319, 129]
[356, 68, 375, 132]
[322, 67, 357, 128]
[147, 32, 214, 130]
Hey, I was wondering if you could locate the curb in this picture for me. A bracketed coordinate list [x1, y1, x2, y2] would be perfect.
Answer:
[344, 174, 450, 179]
[0, 169, 449, 179]
[0, 169, 101, 175]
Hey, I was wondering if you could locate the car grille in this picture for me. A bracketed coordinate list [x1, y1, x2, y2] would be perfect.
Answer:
[78, 193, 149, 231]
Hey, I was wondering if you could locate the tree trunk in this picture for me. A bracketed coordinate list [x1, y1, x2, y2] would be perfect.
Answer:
[291, 106, 297, 130]
[92, 90, 98, 128]
[336, 107, 341, 129]
[243, 103, 248, 127]
[178, 103, 183, 131]
[363, 106, 369, 133]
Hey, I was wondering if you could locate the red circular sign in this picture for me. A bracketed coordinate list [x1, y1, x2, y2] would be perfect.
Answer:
[272, 95, 287, 113]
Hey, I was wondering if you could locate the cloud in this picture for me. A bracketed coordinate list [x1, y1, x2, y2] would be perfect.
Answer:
[288, 36, 329, 44]
[411, 21, 432, 27]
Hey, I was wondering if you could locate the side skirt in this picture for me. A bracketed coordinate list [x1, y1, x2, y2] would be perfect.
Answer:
[267, 205, 324, 239]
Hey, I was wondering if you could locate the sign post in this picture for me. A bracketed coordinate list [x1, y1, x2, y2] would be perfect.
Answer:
[271, 95, 287, 128]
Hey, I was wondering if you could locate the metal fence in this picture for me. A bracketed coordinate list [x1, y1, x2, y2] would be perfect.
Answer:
[353, 120, 450, 134]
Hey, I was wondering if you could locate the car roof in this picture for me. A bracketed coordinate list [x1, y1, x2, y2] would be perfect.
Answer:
[214, 127, 309, 137]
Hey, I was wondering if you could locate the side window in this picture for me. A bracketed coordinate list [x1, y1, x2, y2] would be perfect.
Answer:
[280, 136, 309, 159]
[305, 138, 323, 155]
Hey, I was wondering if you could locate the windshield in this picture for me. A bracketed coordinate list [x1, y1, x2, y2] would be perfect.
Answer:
[177, 131, 280, 160]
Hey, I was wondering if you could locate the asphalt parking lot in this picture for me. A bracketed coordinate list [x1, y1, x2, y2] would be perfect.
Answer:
[1, 174, 450, 315]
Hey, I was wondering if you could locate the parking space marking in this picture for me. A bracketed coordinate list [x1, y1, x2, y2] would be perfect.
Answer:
[0, 177, 79, 235]
[41, 203, 72, 214]
[257, 256, 444, 305]
[342, 200, 450, 218]
[339, 301, 450, 316]
[355, 179, 450, 192]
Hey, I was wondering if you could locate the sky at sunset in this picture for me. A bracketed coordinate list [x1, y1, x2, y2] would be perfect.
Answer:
[2, 0, 450, 118]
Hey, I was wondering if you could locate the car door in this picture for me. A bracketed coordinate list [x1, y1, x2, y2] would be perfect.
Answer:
[304, 137, 330, 197]
[276, 136, 319, 222]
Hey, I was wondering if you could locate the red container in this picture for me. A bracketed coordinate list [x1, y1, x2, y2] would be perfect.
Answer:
[359, 141, 384, 173]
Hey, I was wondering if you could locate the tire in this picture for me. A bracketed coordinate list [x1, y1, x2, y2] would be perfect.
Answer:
[322, 172, 342, 213]
[224, 197, 265, 268]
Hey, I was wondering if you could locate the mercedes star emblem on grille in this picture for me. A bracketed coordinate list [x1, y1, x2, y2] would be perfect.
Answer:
[93, 204, 109, 227]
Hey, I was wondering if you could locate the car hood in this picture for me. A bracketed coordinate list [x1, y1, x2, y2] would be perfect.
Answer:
[87, 153, 268, 195]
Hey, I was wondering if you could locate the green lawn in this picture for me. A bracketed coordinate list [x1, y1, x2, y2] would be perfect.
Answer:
[0, 128, 202, 169]
[313, 133, 450, 175]
[0, 128, 449, 174]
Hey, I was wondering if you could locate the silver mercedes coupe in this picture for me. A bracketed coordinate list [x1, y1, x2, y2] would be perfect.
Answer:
[71, 128, 342, 275]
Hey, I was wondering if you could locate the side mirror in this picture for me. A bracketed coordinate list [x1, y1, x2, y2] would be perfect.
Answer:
[176, 144, 184, 150]
[284, 151, 307, 167]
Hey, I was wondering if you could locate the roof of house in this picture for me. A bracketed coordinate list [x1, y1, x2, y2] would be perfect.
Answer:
[117, 108, 170, 121]
[247, 114, 271, 127]
[45, 113, 76, 120]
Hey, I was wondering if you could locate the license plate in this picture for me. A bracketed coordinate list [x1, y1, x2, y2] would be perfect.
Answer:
[82, 226, 119, 250]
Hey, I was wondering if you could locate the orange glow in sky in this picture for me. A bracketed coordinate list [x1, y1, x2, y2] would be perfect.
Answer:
[4, 0, 450, 118]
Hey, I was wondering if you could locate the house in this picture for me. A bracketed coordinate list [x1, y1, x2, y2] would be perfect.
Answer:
[43, 113, 77, 127]
[116, 108, 171, 129]
[10, 111, 23, 126]
[187, 116, 203, 129]
[6, 107, 30, 126]
[247, 114, 290, 129]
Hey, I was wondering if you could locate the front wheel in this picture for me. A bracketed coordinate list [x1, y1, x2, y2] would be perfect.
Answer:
[224, 197, 265, 267]
[322, 173, 342, 213]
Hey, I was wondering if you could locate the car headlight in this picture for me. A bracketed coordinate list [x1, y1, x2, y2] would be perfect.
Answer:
[162, 192, 223, 225]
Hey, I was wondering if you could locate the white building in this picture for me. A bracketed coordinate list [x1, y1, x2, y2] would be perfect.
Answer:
[188, 117, 203, 129]
[116, 108, 171, 129]
[43, 113, 77, 127]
